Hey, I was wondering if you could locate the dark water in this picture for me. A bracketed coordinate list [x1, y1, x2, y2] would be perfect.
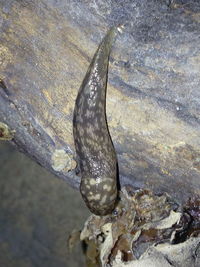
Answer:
[0, 142, 89, 267]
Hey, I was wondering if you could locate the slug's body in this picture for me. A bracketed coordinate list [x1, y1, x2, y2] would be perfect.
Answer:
[73, 27, 120, 216]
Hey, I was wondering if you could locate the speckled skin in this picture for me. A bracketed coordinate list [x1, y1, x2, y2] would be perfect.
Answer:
[73, 27, 119, 216]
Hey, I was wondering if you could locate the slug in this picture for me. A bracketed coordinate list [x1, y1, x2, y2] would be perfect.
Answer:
[73, 27, 121, 216]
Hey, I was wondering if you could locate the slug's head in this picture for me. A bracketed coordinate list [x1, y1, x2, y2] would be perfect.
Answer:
[80, 176, 118, 216]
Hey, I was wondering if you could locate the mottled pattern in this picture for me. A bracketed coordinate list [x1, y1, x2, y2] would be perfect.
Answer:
[73, 27, 119, 215]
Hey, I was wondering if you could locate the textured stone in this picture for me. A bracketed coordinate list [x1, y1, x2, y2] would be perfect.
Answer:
[0, 0, 199, 204]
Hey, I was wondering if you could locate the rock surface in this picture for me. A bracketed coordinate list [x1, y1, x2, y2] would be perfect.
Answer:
[0, 0, 200, 204]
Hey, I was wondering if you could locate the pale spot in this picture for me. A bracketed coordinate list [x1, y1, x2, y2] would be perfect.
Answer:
[103, 177, 115, 184]
[77, 124, 84, 136]
[89, 178, 97, 185]
[96, 177, 102, 184]
[85, 125, 94, 135]
[98, 101, 103, 110]
[83, 176, 88, 183]
[100, 194, 107, 205]
[103, 184, 112, 191]
[110, 192, 117, 201]
[85, 109, 92, 118]
[87, 193, 101, 201]
[100, 116, 105, 125]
